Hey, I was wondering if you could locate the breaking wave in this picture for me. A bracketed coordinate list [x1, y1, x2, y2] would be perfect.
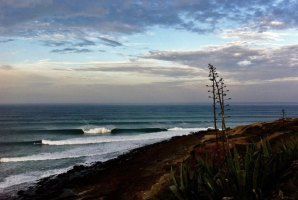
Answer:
[0, 146, 112, 163]
[39, 127, 207, 146]
[13, 127, 201, 136]
[0, 152, 91, 163]
[82, 127, 168, 135]
[82, 127, 112, 134]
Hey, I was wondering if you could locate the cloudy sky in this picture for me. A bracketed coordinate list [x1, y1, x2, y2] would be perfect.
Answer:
[0, 0, 298, 104]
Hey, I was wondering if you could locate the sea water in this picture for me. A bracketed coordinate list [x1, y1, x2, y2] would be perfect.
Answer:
[0, 104, 297, 193]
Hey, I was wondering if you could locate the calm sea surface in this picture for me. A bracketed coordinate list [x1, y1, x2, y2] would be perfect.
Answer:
[0, 104, 297, 192]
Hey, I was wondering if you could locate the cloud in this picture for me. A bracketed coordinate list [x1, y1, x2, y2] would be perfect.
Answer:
[143, 43, 298, 83]
[76, 65, 197, 77]
[0, 64, 14, 70]
[0, 67, 53, 93]
[56, 59, 200, 78]
[75, 39, 96, 47]
[98, 37, 123, 47]
[237, 60, 252, 66]
[51, 48, 92, 53]
[221, 28, 281, 41]
[0, 38, 14, 43]
[43, 38, 96, 48]
[1, 0, 297, 38]
[41, 37, 123, 54]
[43, 40, 71, 47]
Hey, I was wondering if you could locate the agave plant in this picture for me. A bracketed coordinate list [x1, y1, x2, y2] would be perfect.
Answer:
[169, 136, 298, 200]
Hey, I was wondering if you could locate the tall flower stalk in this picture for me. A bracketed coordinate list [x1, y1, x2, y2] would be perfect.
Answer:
[207, 64, 231, 155]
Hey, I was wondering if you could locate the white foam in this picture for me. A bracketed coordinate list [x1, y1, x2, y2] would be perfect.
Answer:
[82, 127, 112, 135]
[0, 154, 83, 163]
[41, 127, 208, 146]
[0, 147, 108, 163]
[0, 142, 151, 190]
[0, 167, 70, 190]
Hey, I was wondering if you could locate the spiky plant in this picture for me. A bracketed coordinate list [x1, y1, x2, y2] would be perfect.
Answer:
[169, 137, 298, 200]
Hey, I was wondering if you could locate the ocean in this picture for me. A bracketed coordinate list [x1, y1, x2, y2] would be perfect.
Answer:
[0, 104, 297, 194]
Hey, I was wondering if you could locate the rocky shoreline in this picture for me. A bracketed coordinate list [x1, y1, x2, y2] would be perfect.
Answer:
[14, 130, 208, 200]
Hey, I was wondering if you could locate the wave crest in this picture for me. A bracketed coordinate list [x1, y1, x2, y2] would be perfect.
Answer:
[82, 127, 112, 135]
[0, 152, 87, 163]
[40, 127, 208, 146]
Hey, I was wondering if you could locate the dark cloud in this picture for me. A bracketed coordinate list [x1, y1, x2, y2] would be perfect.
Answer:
[51, 48, 92, 53]
[43, 40, 71, 47]
[0, 38, 14, 43]
[74, 49, 93, 53]
[98, 37, 123, 47]
[75, 39, 96, 47]
[0, 0, 297, 37]
[44, 39, 95, 47]
[144, 44, 298, 82]
[0, 64, 14, 70]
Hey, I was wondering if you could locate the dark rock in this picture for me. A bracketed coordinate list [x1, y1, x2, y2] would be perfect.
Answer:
[17, 190, 25, 196]
[58, 189, 77, 199]
[72, 165, 85, 172]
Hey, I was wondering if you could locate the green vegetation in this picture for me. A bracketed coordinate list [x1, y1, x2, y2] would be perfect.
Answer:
[168, 136, 298, 200]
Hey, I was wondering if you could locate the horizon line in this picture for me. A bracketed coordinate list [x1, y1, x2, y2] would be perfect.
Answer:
[0, 102, 298, 106]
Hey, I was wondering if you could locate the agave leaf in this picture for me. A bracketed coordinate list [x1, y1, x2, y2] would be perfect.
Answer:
[180, 163, 185, 190]
[281, 140, 287, 151]
[252, 153, 260, 190]
[169, 185, 185, 200]
[203, 174, 215, 193]
[265, 139, 272, 154]
[261, 139, 270, 157]
[171, 166, 179, 187]
[226, 153, 235, 172]
[237, 170, 246, 188]
[183, 165, 188, 189]
[244, 146, 252, 175]
[233, 148, 240, 172]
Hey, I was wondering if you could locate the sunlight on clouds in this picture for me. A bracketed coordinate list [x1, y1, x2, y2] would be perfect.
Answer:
[237, 60, 252, 66]
[221, 29, 282, 42]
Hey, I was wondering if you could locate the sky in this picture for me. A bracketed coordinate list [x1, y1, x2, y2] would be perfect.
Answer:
[0, 0, 298, 104]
